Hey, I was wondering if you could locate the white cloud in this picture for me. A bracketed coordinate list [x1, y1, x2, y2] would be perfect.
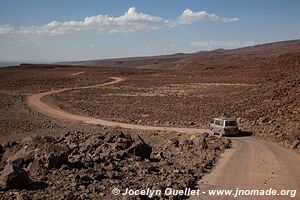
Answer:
[0, 7, 163, 37]
[167, 9, 239, 27]
[222, 18, 239, 23]
[179, 9, 220, 24]
[0, 7, 238, 37]
[0, 25, 14, 34]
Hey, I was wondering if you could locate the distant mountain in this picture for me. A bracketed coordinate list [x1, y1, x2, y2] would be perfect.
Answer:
[58, 53, 188, 70]
[173, 39, 300, 70]
[0, 62, 21, 67]
[57, 39, 300, 70]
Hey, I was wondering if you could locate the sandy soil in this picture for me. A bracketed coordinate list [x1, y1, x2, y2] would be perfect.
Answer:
[195, 137, 300, 199]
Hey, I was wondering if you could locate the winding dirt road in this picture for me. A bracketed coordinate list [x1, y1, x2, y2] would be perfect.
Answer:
[27, 76, 300, 199]
[27, 77, 208, 134]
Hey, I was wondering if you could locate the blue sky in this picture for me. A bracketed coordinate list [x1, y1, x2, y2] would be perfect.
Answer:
[0, 0, 299, 62]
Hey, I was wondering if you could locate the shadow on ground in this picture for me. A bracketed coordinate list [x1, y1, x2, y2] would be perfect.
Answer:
[224, 130, 254, 138]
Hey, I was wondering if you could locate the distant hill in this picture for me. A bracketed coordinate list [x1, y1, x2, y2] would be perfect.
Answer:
[58, 53, 188, 70]
[174, 39, 300, 70]
[57, 39, 300, 70]
[0, 62, 21, 67]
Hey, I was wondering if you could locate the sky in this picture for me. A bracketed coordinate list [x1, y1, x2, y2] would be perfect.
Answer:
[0, 0, 299, 62]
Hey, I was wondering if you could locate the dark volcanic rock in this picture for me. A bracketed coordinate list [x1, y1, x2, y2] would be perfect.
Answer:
[0, 144, 4, 155]
[169, 138, 180, 147]
[127, 134, 152, 159]
[38, 143, 70, 169]
[7, 146, 35, 167]
[0, 128, 229, 199]
[0, 163, 32, 189]
[104, 129, 129, 143]
[292, 140, 300, 149]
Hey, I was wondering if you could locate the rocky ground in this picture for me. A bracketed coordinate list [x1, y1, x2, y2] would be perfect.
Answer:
[239, 53, 300, 151]
[0, 51, 299, 199]
[0, 128, 230, 199]
[48, 53, 300, 152]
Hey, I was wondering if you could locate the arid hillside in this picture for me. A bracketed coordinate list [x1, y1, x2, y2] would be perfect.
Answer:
[59, 40, 300, 71]
[0, 40, 299, 199]
[48, 53, 300, 152]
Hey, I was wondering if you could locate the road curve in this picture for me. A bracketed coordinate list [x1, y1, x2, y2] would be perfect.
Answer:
[194, 137, 300, 199]
[27, 77, 208, 134]
[27, 76, 300, 199]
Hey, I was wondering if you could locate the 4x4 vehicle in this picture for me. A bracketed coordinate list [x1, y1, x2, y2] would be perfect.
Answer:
[210, 115, 239, 137]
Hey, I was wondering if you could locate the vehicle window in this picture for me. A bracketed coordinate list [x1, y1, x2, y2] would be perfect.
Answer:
[225, 121, 237, 126]
[214, 120, 219, 126]
[215, 120, 224, 126]
[219, 120, 224, 126]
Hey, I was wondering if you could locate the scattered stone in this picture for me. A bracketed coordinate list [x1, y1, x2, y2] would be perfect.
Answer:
[0, 163, 32, 189]
[292, 140, 300, 149]
[127, 134, 152, 159]
[7, 146, 35, 167]
[37, 143, 70, 169]
[0, 144, 4, 155]
[0, 129, 229, 199]
[168, 138, 179, 147]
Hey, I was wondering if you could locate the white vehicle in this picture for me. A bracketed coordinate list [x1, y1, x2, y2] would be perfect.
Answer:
[210, 115, 239, 137]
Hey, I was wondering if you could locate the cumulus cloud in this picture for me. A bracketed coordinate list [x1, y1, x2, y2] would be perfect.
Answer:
[0, 7, 238, 37]
[0, 7, 163, 37]
[179, 9, 220, 24]
[167, 9, 239, 27]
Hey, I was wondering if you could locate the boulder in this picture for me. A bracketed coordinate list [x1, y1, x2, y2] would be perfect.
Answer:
[79, 135, 104, 153]
[112, 137, 133, 151]
[0, 144, 4, 154]
[104, 129, 130, 143]
[168, 138, 179, 147]
[194, 135, 208, 150]
[6, 136, 70, 170]
[152, 151, 164, 160]
[127, 134, 152, 159]
[38, 143, 70, 169]
[292, 140, 300, 149]
[0, 144, 4, 160]
[0, 163, 32, 189]
[2, 141, 18, 149]
[7, 146, 36, 168]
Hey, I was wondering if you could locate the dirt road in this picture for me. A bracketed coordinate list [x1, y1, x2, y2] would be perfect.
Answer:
[195, 137, 300, 199]
[27, 77, 208, 134]
[69, 71, 86, 76]
[27, 76, 300, 199]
